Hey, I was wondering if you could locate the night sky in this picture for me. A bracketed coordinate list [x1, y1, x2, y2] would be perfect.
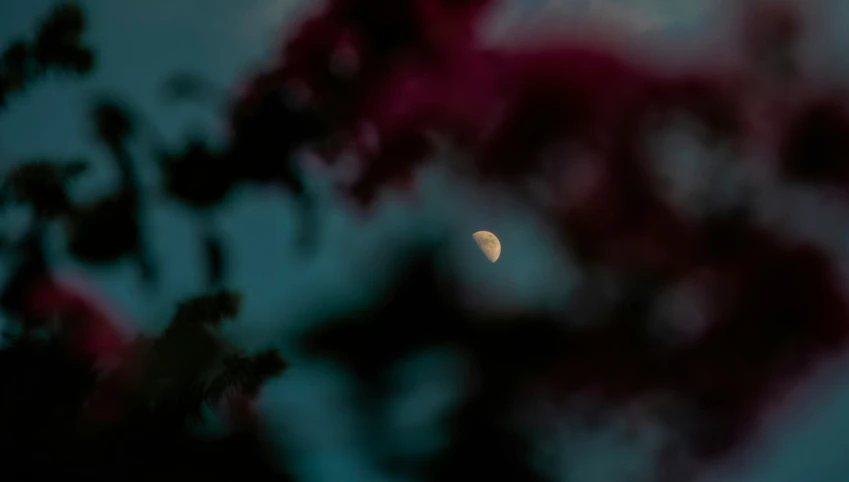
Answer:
[1, 1, 849, 481]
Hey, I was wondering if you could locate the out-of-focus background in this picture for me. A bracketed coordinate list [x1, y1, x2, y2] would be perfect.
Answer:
[2, 1, 849, 481]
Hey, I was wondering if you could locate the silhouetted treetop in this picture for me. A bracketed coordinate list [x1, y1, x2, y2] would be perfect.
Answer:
[66, 192, 140, 262]
[0, 2, 93, 109]
[207, 349, 289, 400]
[171, 290, 243, 329]
[91, 99, 135, 151]
[2, 159, 87, 217]
[32, 3, 93, 73]
[162, 138, 235, 208]
[0, 3, 289, 480]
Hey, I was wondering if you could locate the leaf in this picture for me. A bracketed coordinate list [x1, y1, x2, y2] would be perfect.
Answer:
[3, 159, 87, 217]
[1, 40, 33, 91]
[170, 290, 242, 329]
[67, 193, 139, 263]
[90, 99, 134, 150]
[31, 3, 94, 75]
[0, 232, 48, 317]
[205, 349, 287, 401]
[0, 4, 93, 110]
[162, 139, 235, 208]
[89, 97, 145, 206]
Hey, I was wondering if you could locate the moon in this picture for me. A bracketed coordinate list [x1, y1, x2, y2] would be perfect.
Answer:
[473, 231, 501, 263]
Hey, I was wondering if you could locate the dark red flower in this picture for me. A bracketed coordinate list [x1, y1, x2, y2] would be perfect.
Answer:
[25, 275, 132, 366]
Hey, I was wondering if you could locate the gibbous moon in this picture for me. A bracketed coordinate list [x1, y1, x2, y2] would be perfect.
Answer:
[473, 231, 501, 263]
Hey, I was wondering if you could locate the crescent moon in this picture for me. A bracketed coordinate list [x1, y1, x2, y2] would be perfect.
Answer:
[473, 231, 501, 263]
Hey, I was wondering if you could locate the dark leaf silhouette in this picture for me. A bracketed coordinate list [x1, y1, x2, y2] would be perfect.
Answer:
[227, 78, 319, 192]
[0, 41, 33, 96]
[67, 193, 139, 263]
[2, 159, 87, 217]
[86, 98, 159, 283]
[0, 227, 49, 317]
[779, 98, 849, 185]
[162, 139, 235, 208]
[130, 289, 285, 427]
[207, 349, 288, 401]
[301, 246, 459, 377]
[170, 290, 242, 330]
[91, 98, 135, 152]
[0, 3, 94, 109]
[31, 3, 94, 75]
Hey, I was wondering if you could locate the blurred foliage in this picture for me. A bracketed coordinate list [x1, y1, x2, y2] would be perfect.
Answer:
[1, 159, 87, 217]
[0, 284, 291, 481]
[0, 3, 290, 481]
[2, 1, 849, 482]
[0, 2, 93, 108]
[161, 138, 235, 208]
